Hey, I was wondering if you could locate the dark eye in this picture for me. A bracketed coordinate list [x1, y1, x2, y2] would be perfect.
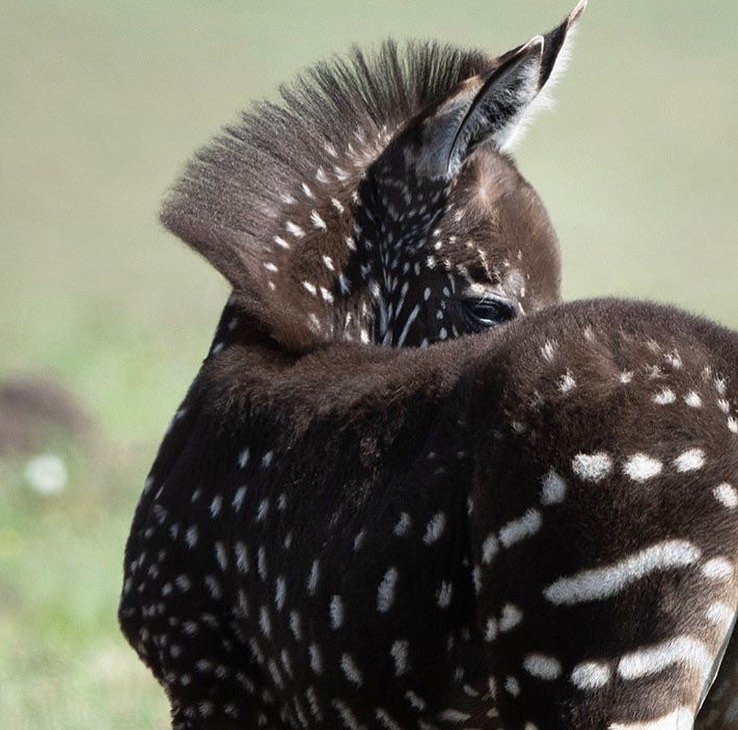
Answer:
[463, 294, 517, 327]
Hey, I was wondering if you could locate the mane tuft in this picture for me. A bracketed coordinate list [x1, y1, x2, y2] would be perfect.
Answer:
[160, 40, 490, 284]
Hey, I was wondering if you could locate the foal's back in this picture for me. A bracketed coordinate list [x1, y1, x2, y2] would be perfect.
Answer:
[120, 297, 738, 729]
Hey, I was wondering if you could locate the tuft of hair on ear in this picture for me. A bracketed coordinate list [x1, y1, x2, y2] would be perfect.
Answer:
[499, 0, 588, 153]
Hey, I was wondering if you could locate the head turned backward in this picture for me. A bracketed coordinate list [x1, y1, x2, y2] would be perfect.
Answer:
[161, 2, 588, 352]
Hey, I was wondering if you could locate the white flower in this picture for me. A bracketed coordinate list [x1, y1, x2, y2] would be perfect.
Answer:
[24, 453, 68, 495]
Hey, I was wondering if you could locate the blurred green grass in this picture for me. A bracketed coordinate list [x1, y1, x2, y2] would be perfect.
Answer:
[1, 1, 736, 727]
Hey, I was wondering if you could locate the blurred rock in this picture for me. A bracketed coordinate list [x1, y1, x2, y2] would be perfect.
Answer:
[0, 376, 92, 455]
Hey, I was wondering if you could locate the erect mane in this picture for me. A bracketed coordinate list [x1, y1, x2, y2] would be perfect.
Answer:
[160, 40, 489, 291]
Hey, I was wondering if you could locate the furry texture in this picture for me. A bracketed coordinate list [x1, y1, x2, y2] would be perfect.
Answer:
[120, 298, 738, 729]
[120, 2, 738, 728]
[158, 27, 575, 353]
[160, 40, 490, 289]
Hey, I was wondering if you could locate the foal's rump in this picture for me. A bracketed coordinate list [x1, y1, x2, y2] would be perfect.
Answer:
[467, 299, 738, 729]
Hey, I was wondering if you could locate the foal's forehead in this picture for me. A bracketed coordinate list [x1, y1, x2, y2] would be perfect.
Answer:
[456, 149, 529, 206]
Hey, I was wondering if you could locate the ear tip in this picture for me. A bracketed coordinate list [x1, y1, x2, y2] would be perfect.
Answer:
[569, 0, 589, 24]
[521, 35, 545, 56]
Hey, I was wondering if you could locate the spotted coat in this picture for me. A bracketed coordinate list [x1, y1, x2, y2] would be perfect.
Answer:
[120, 3, 738, 728]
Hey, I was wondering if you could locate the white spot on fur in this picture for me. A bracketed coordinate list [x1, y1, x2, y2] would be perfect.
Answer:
[571, 662, 611, 690]
[572, 452, 613, 482]
[705, 602, 735, 628]
[330, 595, 344, 629]
[258, 605, 272, 638]
[481, 533, 499, 564]
[653, 388, 676, 405]
[310, 210, 327, 230]
[523, 654, 562, 680]
[540, 469, 567, 505]
[617, 635, 712, 681]
[375, 708, 401, 730]
[396, 305, 421, 348]
[423, 512, 446, 544]
[255, 498, 269, 522]
[559, 372, 577, 393]
[257, 545, 268, 579]
[484, 617, 498, 642]
[499, 509, 542, 548]
[684, 391, 703, 408]
[286, 221, 305, 238]
[439, 709, 471, 723]
[437, 581, 453, 608]
[393, 513, 411, 537]
[340, 653, 363, 686]
[232, 487, 247, 513]
[237, 448, 250, 468]
[499, 604, 524, 633]
[309, 643, 322, 674]
[185, 525, 198, 548]
[544, 540, 701, 605]
[623, 453, 663, 482]
[673, 448, 705, 472]
[665, 351, 683, 370]
[540, 340, 557, 363]
[289, 610, 302, 641]
[307, 559, 319, 595]
[702, 557, 734, 581]
[714, 483, 738, 509]
[504, 676, 520, 697]
[377, 568, 399, 613]
[215, 542, 228, 571]
[275, 576, 286, 611]
[390, 640, 410, 676]
[405, 691, 426, 712]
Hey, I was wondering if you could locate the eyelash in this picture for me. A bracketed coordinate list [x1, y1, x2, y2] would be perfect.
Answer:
[462, 294, 517, 327]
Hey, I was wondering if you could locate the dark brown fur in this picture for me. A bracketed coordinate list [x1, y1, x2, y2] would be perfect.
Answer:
[122, 297, 738, 728]
[120, 3, 738, 728]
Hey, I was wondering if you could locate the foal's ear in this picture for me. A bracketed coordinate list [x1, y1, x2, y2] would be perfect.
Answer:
[444, 0, 587, 175]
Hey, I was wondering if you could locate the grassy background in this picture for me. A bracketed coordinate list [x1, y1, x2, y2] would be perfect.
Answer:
[1, 1, 736, 727]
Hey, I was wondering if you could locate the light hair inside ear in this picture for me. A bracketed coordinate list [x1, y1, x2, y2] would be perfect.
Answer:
[500, 17, 582, 154]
